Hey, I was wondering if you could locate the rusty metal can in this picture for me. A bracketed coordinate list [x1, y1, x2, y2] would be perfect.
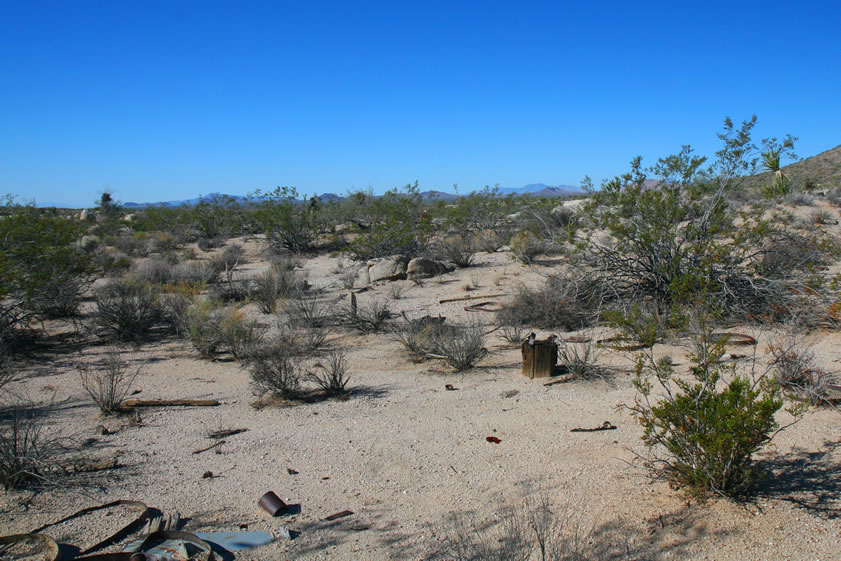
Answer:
[258, 491, 287, 516]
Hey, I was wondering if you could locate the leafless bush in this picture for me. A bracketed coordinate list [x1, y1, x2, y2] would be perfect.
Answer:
[499, 275, 606, 331]
[218, 306, 265, 360]
[286, 293, 334, 328]
[112, 234, 150, 257]
[810, 208, 835, 225]
[345, 295, 390, 333]
[248, 342, 303, 399]
[0, 397, 66, 490]
[134, 259, 175, 284]
[427, 321, 487, 372]
[557, 337, 607, 380]
[170, 261, 217, 286]
[307, 350, 351, 395]
[436, 234, 477, 268]
[252, 269, 307, 314]
[159, 292, 193, 336]
[826, 187, 841, 207]
[210, 243, 245, 273]
[32, 277, 85, 318]
[768, 335, 838, 405]
[0, 353, 14, 390]
[430, 495, 603, 561]
[93, 280, 163, 342]
[77, 349, 141, 415]
[476, 228, 507, 253]
[387, 282, 406, 300]
[270, 254, 302, 273]
[211, 267, 252, 303]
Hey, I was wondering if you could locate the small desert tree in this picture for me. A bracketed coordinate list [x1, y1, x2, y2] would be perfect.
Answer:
[579, 116, 816, 324]
[253, 186, 320, 254]
[346, 182, 433, 260]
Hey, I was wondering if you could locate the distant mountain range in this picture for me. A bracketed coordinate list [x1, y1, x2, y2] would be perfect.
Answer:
[118, 184, 585, 208]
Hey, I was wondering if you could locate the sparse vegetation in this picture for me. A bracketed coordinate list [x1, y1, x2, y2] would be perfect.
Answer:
[78, 348, 142, 415]
[307, 350, 351, 395]
[0, 397, 66, 490]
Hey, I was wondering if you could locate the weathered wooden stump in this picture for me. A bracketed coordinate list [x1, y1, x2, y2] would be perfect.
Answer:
[521, 336, 558, 378]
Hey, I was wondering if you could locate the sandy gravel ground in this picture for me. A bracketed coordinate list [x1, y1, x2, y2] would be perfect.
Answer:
[2, 237, 840, 560]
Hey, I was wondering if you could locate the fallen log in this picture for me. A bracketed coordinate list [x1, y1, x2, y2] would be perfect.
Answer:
[193, 440, 225, 455]
[123, 399, 220, 408]
[439, 293, 505, 304]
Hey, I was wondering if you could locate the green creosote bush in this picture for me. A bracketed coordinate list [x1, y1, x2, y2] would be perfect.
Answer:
[630, 325, 792, 499]
[253, 186, 320, 254]
[346, 182, 433, 261]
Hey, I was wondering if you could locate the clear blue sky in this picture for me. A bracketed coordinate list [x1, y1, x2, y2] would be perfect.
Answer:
[2, 1, 839, 207]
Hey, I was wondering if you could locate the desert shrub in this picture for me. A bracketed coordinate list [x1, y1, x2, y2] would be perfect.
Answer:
[111, 233, 151, 257]
[248, 342, 303, 399]
[307, 350, 351, 395]
[498, 275, 606, 331]
[577, 118, 821, 325]
[196, 237, 223, 252]
[510, 230, 549, 264]
[210, 267, 252, 303]
[152, 231, 180, 253]
[430, 495, 606, 561]
[435, 234, 477, 268]
[251, 269, 306, 314]
[253, 187, 320, 254]
[93, 280, 163, 342]
[426, 321, 487, 372]
[1, 201, 94, 327]
[476, 228, 507, 253]
[134, 259, 175, 284]
[77, 348, 141, 415]
[809, 207, 835, 225]
[826, 187, 841, 207]
[631, 326, 787, 498]
[345, 295, 390, 333]
[159, 292, 193, 336]
[391, 315, 444, 359]
[210, 243, 245, 273]
[286, 293, 333, 329]
[602, 303, 667, 348]
[269, 254, 302, 273]
[346, 182, 433, 260]
[557, 337, 606, 380]
[31, 277, 86, 319]
[185, 302, 225, 358]
[0, 397, 65, 490]
[170, 261, 217, 287]
[185, 302, 262, 360]
[93, 248, 133, 274]
[218, 306, 264, 360]
[768, 335, 838, 405]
